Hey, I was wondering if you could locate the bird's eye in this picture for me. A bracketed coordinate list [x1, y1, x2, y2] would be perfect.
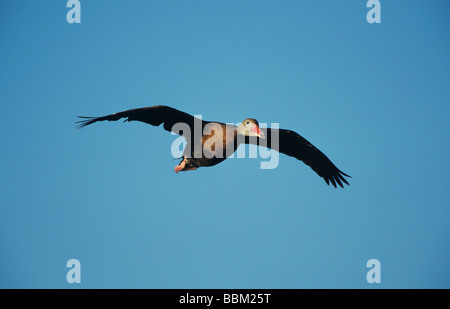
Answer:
[246, 121, 250, 125]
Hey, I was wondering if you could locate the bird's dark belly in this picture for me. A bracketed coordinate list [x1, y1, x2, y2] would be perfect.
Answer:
[183, 139, 237, 169]
[185, 156, 227, 169]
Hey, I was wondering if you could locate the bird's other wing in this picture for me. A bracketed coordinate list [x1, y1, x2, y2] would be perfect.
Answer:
[75, 105, 201, 136]
[246, 128, 351, 188]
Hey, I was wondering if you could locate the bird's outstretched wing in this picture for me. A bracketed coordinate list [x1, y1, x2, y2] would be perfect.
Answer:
[246, 128, 351, 188]
[75, 105, 200, 136]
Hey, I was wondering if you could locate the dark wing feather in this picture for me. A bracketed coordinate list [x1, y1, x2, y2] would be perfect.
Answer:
[75, 105, 199, 135]
[247, 128, 351, 188]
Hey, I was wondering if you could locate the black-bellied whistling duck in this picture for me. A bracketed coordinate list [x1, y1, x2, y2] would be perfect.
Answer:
[76, 105, 350, 188]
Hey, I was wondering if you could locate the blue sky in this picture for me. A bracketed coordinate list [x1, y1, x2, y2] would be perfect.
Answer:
[0, 1, 449, 288]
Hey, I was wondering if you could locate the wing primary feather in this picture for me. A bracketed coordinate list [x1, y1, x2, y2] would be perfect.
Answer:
[338, 172, 350, 186]
[338, 170, 351, 178]
[329, 176, 337, 188]
[334, 175, 343, 188]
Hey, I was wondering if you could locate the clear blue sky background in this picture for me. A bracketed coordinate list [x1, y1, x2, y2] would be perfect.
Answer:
[0, 1, 448, 288]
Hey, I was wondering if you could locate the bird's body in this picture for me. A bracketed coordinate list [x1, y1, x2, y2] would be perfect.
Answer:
[181, 122, 239, 171]
[76, 105, 350, 188]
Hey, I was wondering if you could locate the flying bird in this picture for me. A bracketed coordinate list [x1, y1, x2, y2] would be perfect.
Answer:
[76, 105, 350, 188]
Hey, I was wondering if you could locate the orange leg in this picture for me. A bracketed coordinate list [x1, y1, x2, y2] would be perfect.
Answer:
[174, 157, 199, 173]
[174, 157, 187, 173]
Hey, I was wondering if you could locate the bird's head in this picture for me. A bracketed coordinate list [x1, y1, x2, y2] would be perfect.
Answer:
[238, 118, 265, 139]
